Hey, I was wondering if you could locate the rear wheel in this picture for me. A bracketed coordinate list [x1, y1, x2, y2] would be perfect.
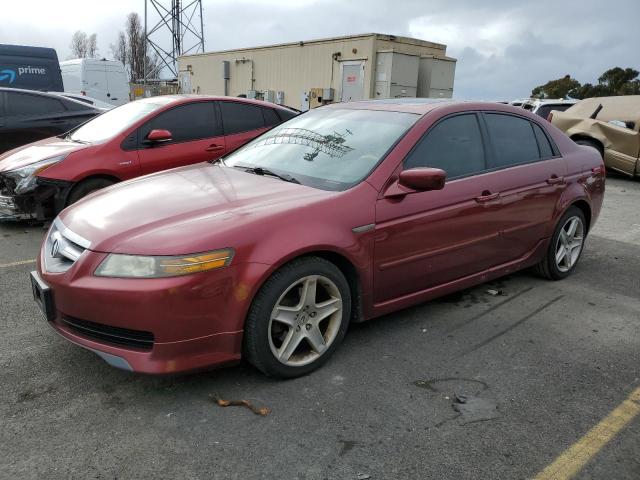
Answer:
[244, 257, 351, 378]
[534, 206, 586, 280]
[66, 178, 116, 206]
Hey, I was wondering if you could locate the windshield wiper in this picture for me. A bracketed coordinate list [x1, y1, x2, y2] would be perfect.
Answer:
[239, 166, 301, 184]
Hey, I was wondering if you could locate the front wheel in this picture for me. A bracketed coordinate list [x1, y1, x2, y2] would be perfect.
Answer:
[244, 257, 351, 378]
[534, 206, 586, 280]
[66, 178, 116, 206]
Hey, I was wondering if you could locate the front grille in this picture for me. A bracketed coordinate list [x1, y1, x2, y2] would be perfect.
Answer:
[61, 315, 154, 350]
[44, 218, 91, 273]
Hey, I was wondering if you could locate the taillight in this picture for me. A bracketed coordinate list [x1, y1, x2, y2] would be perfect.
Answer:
[547, 112, 554, 122]
[592, 166, 605, 175]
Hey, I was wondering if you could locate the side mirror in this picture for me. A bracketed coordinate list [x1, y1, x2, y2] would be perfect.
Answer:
[399, 167, 446, 191]
[146, 129, 172, 144]
[384, 168, 446, 198]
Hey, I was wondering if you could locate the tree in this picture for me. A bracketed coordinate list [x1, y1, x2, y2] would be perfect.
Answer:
[87, 34, 98, 58]
[70, 30, 99, 59]
[111, 12, 161, 82]
[70, 31, 88, 58]
[531, 75, 581, 99]
[532, 68, 640, 99]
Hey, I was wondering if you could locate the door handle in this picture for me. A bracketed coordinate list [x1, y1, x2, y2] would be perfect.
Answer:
[546, 175, 565, 185]
[475, 191, 500, 203]
[205, 144, 225, 152]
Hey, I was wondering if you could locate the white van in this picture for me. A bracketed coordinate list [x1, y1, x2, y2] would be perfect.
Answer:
[60, 58, 129, 106]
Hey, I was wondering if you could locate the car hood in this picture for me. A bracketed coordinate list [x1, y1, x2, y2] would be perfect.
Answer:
[59, 163, 331, 255]
[0, 137, 90, 173]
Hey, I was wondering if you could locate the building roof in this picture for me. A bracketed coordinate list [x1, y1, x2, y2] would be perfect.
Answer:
[180, 33, 447, 59]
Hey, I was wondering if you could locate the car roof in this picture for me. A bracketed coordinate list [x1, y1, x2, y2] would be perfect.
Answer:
[323, 98, 535, 117]
[137, 94, 298, 112]
[0, 86, 100, 109]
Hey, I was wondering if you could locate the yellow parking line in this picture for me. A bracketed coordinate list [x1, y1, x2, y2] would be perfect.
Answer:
[534, 387, 640, 480]
[0, 259, 36, 268]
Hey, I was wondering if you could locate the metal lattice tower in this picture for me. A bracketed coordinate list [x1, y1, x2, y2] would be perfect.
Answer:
[144, 0, 205, 79]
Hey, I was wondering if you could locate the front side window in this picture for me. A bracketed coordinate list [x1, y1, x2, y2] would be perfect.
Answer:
[224, 108, 417, 191]
[484, 113, 540, 169]
[404, 114, 486, 179]
[6, 92, 64, 116]
[69, 100, 168, 143]
[220, 102, 265, 134]
[138, 102, 220, 144]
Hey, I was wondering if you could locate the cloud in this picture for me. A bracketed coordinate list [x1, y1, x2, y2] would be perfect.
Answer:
[1, 0, 638, 98]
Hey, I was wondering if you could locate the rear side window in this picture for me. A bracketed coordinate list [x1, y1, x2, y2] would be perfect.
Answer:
[404, 113, 486, 179]
[532, 123, 554, 159]
[262, 108, 281, 127]
[484, 113, 539, 169]
[277, 108, 298, 122]
[61, 98, 92, 112]
[535, 104, 572, 119]
[5, 92, 65, 116]
[220, 102, 265, 134]
[139, 102, 220, 143]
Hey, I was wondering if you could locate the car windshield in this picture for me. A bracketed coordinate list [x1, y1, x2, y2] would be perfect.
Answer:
[224, 108, 418, 191]
[68, 101, 167, 143]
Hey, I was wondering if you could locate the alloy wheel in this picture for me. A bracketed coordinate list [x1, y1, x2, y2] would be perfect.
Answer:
[555, 216, 584, 272]
[268, 275, 343, 367]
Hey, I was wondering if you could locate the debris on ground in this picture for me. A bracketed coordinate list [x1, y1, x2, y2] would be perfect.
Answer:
[486, 289, 505, 296]
[209, 394, 271, 416]
[452, 393, 499, 424]
[356, 474, 371, 480]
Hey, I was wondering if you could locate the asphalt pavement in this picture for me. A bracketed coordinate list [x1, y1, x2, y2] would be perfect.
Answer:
[1, 175, 638, 480]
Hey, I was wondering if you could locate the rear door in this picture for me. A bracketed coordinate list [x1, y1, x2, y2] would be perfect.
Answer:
[219, 101, 270, 153]
[136, 101, 226, 175]
[104, 63, 128, 106]
[481, 112, 567, 260]
[84, 62, 109, 103]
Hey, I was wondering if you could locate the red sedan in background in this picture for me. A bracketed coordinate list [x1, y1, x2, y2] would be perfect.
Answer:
[30, 99, 605, 378]
[0, 95, 297, 220]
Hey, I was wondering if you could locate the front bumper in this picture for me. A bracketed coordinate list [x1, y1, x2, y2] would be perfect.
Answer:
[35, 251, 269, 374]
[0, 176, 73, 221]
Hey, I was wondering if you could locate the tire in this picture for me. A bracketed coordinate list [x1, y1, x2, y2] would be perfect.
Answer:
[575, 139, 603, 158]
[534, 206, 587, 280]
[244, 256, 351, 378]
[66, 178, 116, 206]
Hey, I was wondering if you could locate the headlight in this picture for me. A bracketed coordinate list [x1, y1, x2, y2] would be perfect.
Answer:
[4, 154, 67, 194]
[94, 248, 234, 278]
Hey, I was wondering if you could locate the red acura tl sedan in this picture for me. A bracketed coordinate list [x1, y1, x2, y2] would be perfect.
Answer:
[30, 99, 605, 378]
[0, 95, 297, 220]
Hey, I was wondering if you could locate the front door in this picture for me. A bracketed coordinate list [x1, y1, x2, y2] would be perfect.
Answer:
[137, 101, 226, 175]
[373, 113, 505, 303]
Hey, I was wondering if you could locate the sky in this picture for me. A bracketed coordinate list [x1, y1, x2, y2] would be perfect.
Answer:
[1, 0, 638, 100]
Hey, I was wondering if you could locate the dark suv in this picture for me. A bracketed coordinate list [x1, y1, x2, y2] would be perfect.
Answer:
[0, 87, 101, 153]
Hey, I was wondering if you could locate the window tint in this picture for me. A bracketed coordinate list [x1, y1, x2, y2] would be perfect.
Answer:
[277, 108, 298, 121]
[535, 104, 572, 119]
[220, 101, 265, 134]
[139, 102, 219, 143]
[484, 113, 539, 169]
[6, 92, 65, 116]
[404, 114, 486, 179]
[262, 108, 281, 127]
[533, 123, 554, 159]
[61, 97, 93, 112]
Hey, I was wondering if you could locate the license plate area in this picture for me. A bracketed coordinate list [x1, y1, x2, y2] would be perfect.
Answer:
[30, 271, 55, 321]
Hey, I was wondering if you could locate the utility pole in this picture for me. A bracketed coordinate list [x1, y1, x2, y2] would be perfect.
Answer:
[144, 0, 205, 80]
